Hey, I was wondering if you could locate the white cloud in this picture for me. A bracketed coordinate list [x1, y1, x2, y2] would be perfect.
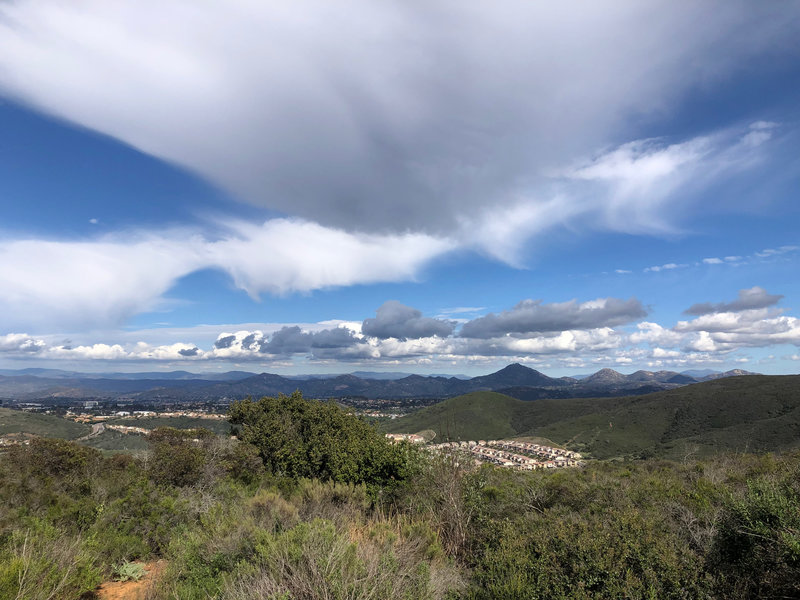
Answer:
[703, 257, 723, 264]
[0, 219, 452, 331]
[755, 245, 799, 258]
[0, 2, 793, 329]
[630, 322, 684, 347]
[0, 0, 795, 239]
[205, 219, 453, 299]
[3, 290, 799, 372]
[644, 262, 685, 273]
[0, 233, 204, 330]
[0, 333, 46, 353]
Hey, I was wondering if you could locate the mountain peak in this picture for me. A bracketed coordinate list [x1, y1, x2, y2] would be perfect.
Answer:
[469, 363, 565, 388]
[584, 368, 627, 384]
[497, 363, 538, 374]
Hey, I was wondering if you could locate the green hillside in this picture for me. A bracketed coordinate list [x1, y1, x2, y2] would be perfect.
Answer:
[0, 407, 90, 439]
[82, 416, 231, 453]
[81, 429, 151, 453]
[105, 415, 231, 435]
[385, 375, 800, 459]
[384, 392, 520, 441]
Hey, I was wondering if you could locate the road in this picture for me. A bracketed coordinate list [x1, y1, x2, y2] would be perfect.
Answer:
[76, 422, 105, 441]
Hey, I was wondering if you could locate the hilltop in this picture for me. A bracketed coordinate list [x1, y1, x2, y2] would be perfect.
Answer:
[385, 374, 800, 459]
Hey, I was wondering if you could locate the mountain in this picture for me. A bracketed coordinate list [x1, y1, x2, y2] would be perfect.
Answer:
[349, 371, 417, 380]
[468, 363, 568, 389]
[581, 368, 628, 385]
[681, 369, 719, 378]
[700, 369, 757, 380]
[0, 368, 258, 381]
[385, 374, 800, 460]
[0, 364, 760, 403]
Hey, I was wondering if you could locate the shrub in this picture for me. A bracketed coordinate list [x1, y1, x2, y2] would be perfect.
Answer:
[710, 476, 800, 599]
[223, 518, 457, 600]
[148, 427, 215, 488]
[0, 523, 101, 600]
[229, 392, 415, 492]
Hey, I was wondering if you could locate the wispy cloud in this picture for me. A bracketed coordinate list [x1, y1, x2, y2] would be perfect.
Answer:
[618, 244, 798, 276]
[644, 262, 686, 273]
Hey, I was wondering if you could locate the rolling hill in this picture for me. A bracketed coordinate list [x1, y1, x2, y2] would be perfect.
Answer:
[384, 375, 800, 459]
[0, 407, 90, 439]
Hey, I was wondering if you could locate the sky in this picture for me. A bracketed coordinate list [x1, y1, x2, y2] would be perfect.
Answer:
[0, 0, 799, 377]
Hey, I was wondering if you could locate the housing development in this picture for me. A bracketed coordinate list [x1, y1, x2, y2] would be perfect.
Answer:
[387, 433, 583, 470]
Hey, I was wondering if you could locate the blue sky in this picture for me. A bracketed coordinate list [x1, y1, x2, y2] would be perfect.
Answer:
[0, 1, 799, 376]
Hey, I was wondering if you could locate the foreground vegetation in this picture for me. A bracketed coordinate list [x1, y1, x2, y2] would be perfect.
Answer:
[1, 391, 799, 598]
[386, 375, 800, 459]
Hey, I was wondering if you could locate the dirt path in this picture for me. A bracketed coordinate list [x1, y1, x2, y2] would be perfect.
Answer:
[95, 560, 165, 600]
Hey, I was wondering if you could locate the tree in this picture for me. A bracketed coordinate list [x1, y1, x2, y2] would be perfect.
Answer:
[229, 391, 414, 490]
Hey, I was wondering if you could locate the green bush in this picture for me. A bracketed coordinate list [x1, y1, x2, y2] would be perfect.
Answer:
[229, 392, 416, 493]
[0, 521, 101, 600]
[469, 508, 709, 600]
[224, 518, 455, 600]
[148, 427, 216, 487]
[710, 476, 800, 599]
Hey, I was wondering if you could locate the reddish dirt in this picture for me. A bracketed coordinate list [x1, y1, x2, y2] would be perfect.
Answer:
[95, 560, 166, 600]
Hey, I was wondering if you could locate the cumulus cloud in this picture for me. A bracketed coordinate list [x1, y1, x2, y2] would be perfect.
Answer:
[459, 328, 623, 357]
[213, 335, 236, 350]
[4, 286, 800, 369]
[259, 325, 365, 356]
[460, 297, 646, 339]
[0, 333, 46, 353]
[638, 287, 800, 354]
[0, 0, 795, 239]
[362, 301, 455, 340]
[684, 286, 783, 316]
[629, 322, 684, 347]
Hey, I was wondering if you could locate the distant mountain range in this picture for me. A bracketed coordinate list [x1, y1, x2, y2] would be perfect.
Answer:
[0, 364, 758, 402]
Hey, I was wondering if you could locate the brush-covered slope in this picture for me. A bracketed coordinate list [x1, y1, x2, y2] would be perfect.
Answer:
[0, 407, 90, 439]
[385, 392, 522, 441]
[385, 375, 800, 459]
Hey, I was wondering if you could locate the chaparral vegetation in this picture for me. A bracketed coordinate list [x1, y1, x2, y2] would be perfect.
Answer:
[0, 391, 798, 599]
